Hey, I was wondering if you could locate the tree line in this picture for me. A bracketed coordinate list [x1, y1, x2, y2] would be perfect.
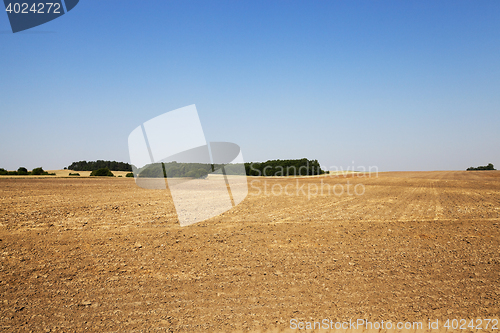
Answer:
[0, 158, 325, 177]
[0, 167, 55, 176]
[67, 160, 133, 171]
[136, 162, 214, 178]
[467, 163, 496, 171]
[133, 158, 325, 178]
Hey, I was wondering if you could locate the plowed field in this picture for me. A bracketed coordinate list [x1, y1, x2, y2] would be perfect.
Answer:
[1, 171, 499, 332]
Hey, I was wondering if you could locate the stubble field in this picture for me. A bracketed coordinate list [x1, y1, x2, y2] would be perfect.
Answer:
[0, 171, 499, 332]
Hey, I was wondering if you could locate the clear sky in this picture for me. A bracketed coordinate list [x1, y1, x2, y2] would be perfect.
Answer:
[1, 0, 499, 171]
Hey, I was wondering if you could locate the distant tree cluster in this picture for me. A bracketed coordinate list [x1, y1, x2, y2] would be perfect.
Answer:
[67, 160, 132, 172]
[133, 158, 325, 178]
[136, 162, 212, 178]
[90, 168, 115, 177]
[245, 158, 325, 176]
[467, 163, 496, 171]
[0, 167, 55, 176]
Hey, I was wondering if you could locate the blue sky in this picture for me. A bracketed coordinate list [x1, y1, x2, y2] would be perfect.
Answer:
[1, 0, 499, 171]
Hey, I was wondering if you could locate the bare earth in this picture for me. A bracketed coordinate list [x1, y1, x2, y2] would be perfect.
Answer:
[0, 171, 499, 332]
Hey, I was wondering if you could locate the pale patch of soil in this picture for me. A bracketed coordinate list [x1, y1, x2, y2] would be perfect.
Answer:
[48, 170, 131, 177]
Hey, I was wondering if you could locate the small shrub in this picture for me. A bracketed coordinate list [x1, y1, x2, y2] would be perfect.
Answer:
[17, 167, 28, 175]
[0, 168, 7, 175]
[90, 168, 114, 177]
[30, 167, 55, 176]
[185, 168, 209, 179]
[126, 172, 134, 178]
[31, 167, 45, 175]
[69, 173, 80, 176]
[118, 175, 122, 177]
[467, 163, 496, 171]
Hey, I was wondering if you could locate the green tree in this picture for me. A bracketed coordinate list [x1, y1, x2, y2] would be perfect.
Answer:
[17, 167, 28, 175]
[90, 168, 114, 177]
[467, 163, 496, 171]
[244, 158, 325, 177]
[31, 167, 45, 175]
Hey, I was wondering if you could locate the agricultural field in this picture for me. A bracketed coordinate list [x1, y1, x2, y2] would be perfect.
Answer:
[0, 171, 499, 332]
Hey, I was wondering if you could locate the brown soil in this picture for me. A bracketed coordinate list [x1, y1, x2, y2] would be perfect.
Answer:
[0, 171, 499, 332]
